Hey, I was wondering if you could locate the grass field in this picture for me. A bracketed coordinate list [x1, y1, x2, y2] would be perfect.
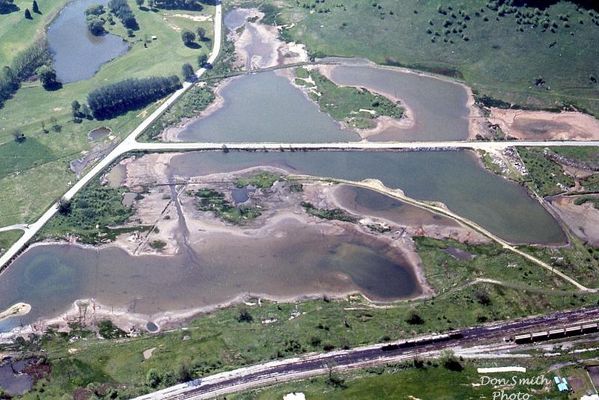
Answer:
[0, 0, 215, 227]
[8, 237, 597, 398]
[251, 0, 599, 117]
[0, 230, 22, 256]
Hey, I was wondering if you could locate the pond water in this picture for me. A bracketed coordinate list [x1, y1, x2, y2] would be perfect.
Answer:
[0, 219, 421, 332]
[177, 72, 359, 143]
[327, 61, 471, 141]
[169, 151, 566, 245]
[47, 0, 129, 83]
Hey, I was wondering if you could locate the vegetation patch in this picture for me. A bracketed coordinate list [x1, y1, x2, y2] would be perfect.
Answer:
[518, 147, 574, 196]
[574, 195, 599, 209]
[195, 188, 261, 224]
[294, 67, 404, 129]
[301, 201, 357, 223]
[41, 181, 134, 243]
[234, 171, 281, 189]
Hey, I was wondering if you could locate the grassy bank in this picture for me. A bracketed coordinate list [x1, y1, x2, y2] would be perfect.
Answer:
[518, 147, 574, 196]
[0, 0, 215, 227]
[8, 237, 598, 398]
[294, 67, 404, 129]
[250, 0, 599, 117]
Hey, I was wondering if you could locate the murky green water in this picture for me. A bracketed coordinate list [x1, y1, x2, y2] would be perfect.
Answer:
[169, 150, 566, 244]
[47, 0, 129, 83]
[0, 220, 420, 331]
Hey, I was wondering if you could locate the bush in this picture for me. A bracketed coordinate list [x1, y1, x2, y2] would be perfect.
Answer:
[237, 309, 253, 323]
[181, 63, 195, 81]
[405, 311, 425, 325]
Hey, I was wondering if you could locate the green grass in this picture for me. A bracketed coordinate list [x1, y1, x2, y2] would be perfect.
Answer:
[294, 67, 404, 129]
[0, 0, 215, 227]
[253, 0, 599, 117]
[195, 188, 261, 224]
[230, 362, 565, 400]
[40, 180, 135, 243]
[518, 147, 574, 196]
[234, 171, 281, 188]
[9, 237, 598, 398]
[301, 201, 358, 223]
[552, 146, 599, 166]
[0, 230, 21, 256]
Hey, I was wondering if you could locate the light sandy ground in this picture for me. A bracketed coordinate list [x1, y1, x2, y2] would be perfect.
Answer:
[547, 195, 599, 247]
[143, 347, 156, 360]
[0, 303, 31, 322]
[489, 108, 599, 140]
[229, 9, 308, 70]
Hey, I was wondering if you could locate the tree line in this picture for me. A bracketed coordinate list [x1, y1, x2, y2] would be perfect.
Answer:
[87, 75, 181, 119]
[108, 0, 138, 30]
[0, 42, 51, 108]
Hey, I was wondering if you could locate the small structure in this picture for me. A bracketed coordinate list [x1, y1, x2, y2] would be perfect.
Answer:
[554, 376, 570, 392]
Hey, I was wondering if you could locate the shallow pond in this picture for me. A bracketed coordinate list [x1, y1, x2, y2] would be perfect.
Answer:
[169, 150, 566, 245]
[0, 219, 421, 332]
[47, 0, 129, 83]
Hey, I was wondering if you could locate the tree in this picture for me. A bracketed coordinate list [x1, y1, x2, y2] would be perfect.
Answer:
[80, 103, 92, 119]
[237, 309, 253, 323]
[181, 29, 195, 46]
[36, 65, 59, 89]
[32, 0, 39, 13]
[181, 63, 195, 81]
[196, 26, 206, 41]
[58, 198, 72, 215]
[405, 310, 424, 325]
[135, 0, 144, 7]
[12, 129, 25, 143]
[24, 8, 32, 19]
[72, 100, 82, 122]
[197, 54, 208, 67]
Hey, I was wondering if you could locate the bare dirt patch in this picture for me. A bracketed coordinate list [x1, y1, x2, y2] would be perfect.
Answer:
[547, 195, 599, 246]
[489, 109, 599, 140]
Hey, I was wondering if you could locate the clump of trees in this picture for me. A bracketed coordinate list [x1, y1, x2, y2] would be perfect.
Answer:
[0, 0, 18, 14]
[71, 100, 92, 122]
[87, 75, 181, 119]
[151, 0, 203, 11]
[36, 65, 60, 90]
[0, 43, 51, 107]
[181, 29, 196, 47]
[108, 0, 138, 30]
[85, 4, 106, 35]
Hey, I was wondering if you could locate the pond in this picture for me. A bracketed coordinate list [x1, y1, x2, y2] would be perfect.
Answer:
[47, 0, 129, 83]
[0, 219, 421, 332]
